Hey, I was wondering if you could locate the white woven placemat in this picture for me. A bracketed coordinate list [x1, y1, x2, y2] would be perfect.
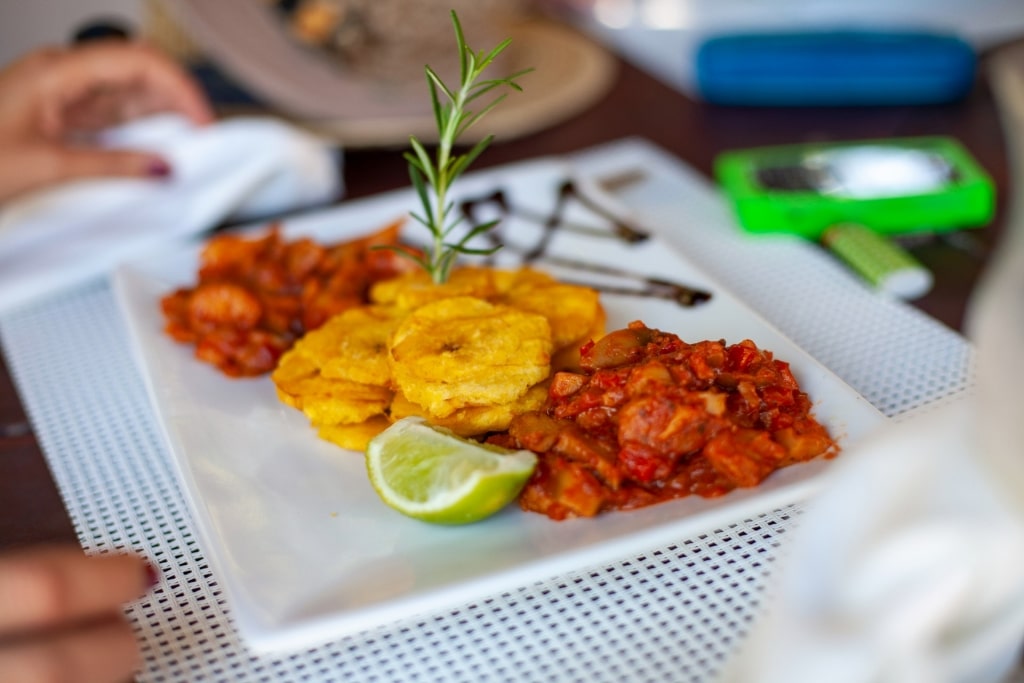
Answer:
[0, 139, 972, 682]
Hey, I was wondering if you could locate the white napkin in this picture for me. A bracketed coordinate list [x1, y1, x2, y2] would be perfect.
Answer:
[0, 113, 342, 313]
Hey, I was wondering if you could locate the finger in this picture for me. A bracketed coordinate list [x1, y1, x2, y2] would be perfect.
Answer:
[0, 546, 154, 635]
[65, 83, 182, 132]
[61, 89, 127, 131]
[38, 42, 213, 132]
[0, 144, 172, 203]
[0, 615, 140, 683]
[81, 41, 214, 125]
[53, 147, 173, 184]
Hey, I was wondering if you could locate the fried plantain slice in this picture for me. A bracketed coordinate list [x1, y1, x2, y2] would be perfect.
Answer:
[308, 305, 406, 386]
[389, 382, 549, 437]
[368, 270, 429, 307]
[271, 350, 319, 392]
[272, 349, 321, 408]
[386, 390, 425, 421]
[275, 386, 303, 410]
[299, 383, 393, 427]
[434, 382, 551, 436]
[317, 416, 392, 451]
[273, 329, 394, 428]
[275, 365, 390, 402]
[503, 280, 605, 352]
[388, 296, 553, 417]
[493, 267, 556, 293]
[370, 266, 502, 310]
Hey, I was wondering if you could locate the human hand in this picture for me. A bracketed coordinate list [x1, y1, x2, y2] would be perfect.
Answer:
[0, 544, 157, 683]
[0, 41, 214, 204]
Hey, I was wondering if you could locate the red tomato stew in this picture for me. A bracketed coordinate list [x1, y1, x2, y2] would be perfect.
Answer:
[493, 321, 838, 520]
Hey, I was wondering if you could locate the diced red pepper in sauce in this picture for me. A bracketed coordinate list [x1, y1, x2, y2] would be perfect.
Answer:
[502, 321, 838, 520]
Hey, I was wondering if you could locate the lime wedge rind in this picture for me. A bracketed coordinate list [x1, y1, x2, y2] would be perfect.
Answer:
[365, 417, 538, 525]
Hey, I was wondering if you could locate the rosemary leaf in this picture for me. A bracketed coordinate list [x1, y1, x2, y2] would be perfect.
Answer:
[394, 9, 532, 284]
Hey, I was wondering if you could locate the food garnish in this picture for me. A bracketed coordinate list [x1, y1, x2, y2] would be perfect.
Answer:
[391, 10, 532, 284]
[491, 322, 839, 520]
[365, 417, 537, 525]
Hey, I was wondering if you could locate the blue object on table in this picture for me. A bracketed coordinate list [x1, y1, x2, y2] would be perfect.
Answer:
[695, 30, 977, 106]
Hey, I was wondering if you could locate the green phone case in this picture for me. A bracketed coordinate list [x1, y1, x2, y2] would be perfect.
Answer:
[714, 136, 995, 239]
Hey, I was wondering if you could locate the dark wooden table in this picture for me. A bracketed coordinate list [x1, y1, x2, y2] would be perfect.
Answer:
[0, 37, 1013, 550]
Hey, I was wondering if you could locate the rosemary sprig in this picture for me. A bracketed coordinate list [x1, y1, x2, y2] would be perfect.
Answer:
[400, 10, 532, 284]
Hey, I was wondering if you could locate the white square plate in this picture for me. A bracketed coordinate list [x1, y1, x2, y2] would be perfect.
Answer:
[113, 141, 884, 653]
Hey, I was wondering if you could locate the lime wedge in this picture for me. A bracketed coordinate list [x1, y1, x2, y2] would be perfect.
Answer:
[365, 417, 538, 525]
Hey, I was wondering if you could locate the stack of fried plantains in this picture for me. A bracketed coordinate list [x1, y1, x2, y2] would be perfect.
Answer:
[272, 267, 605, 450]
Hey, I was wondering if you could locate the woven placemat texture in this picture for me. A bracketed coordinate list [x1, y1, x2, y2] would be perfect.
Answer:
[0, 139, 972, 682]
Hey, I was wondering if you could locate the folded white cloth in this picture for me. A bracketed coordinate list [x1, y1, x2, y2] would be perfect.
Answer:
[0, 114, 342, 313]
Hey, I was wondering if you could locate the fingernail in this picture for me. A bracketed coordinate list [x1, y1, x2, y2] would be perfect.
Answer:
[144, 561, 161, 589]
[146, 159, 173, 179]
